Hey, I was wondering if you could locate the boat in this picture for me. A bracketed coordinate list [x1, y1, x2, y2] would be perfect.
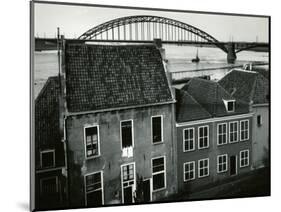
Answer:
[191, 49, 200, 63]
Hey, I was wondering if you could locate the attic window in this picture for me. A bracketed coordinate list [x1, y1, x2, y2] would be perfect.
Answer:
[224, 100, 235, 113]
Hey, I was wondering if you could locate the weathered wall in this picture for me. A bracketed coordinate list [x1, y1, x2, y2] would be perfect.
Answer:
[252, 105, 269, 168]
[65, 103, 176, 207]
[176, 117, 253, 193]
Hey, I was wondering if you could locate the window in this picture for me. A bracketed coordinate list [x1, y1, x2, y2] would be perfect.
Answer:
[40, 176, 58, 196]
[240, 150, 249, 168]
[227, 101, 235, 112]
[121, 120, 133, 148]
[198, 158, 209, 178]
[229, 121, 238, 143]
[121, 163, 136, 203]
[85, 171, 104, 206]
[183, 128, 195, 152]
[198, 126, 209, 149]
[217, 154, 228, 173]
[84, 125, 100, 158]
[152, 156, 166, 191]
[257, 115, 262, 126]
[40, 150, 55, 168]
[240, 120, 249, 141]
[183, 161, 195, 181]
[217, 123, 227, 145]
[152, 116, 163, 144]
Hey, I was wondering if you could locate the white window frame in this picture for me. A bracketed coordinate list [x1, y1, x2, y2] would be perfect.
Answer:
[240, 119, 249, 141]
[40, 149, 55, 168]
[84, 171, 104, 206]
[226, 100, 235, 112]
[120, 119, 134, 149]
[40, 176, 58, 196]
[183, 127, 195, 152]
[151, 156, 166, 192]
[183, 161, 195, 182]
[229, 121, 239, 143]
[198, 125, 209, 149]
[84, 124, 101, 159]
[240, 149, 250, 168]
[198, 158, 209, 178]
[217, 154, 228, 173]
[121, 162, 136, 203]
[217, 123, 228, 146]
[151, 115, 164, 144]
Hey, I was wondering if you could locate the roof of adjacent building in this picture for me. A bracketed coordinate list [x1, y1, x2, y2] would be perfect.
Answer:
[176, 77, 249, 122]
[65, 43, 173, 113]
[218, 69, 269, 104]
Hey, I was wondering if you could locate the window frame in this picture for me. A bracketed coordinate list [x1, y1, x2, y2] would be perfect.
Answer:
[226, 100, 235, 112]
[217, 123, 228, 146]
[240, 119, 249, 141]
[40, 149, 55, 168]
[198, 158, 209, 178]
[40, 176, 58, 196]
[229, 121, 239, 143]
[240, 149, 250, 168]
[183, 127, 195, 152]
[198, 125, 209, 149]
[217, 154, 228, 173]
[151, 155, 166, 192]
[84, 124, 101, 159]
[120, 119, 134, 149]
[84, 171, 104, 206]
[151, 115, 164, 144]
[183, 161, 196, 182]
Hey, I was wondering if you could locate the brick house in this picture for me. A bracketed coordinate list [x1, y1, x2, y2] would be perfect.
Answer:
[175, 78, 253, 193]
[219, 69, 269, 168]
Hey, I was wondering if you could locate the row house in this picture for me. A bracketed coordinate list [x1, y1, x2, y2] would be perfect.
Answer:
[219, 69, 269, 168]
[175, 78, 253, 193]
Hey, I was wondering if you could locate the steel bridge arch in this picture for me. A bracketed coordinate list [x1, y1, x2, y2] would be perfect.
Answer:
[78, 15, 228, 53]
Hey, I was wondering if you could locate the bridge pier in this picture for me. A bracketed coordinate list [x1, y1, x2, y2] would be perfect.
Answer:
[227, 42, 237, 64]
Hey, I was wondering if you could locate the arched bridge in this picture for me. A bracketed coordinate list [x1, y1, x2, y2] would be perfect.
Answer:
[79, 15, 228, 53]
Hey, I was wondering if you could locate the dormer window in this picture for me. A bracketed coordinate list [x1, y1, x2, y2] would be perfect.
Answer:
[223, 100, 235, 113]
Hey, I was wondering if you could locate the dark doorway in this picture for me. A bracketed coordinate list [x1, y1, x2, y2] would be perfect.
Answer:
[123, 186, 133, 204]
[230, 155, 237, 176]
[87, 190, 103, 207]
[143, 179, 151, 202]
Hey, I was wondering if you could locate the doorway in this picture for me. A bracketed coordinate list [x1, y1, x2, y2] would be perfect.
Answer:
[121, 163, 136, 204]
[143, 179, 151, 202]
[230, 155, 237, 176]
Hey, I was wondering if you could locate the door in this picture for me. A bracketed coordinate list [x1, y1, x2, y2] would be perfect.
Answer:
[121, 163, 135, 204]
[143, 179, 151, 202]
[230, 155, 237, 176]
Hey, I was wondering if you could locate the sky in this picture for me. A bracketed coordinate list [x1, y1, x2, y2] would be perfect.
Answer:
[34, 2, 269, 42]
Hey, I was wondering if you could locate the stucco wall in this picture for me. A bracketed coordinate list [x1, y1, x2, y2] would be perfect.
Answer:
[176, 116, 253, 193]
[65, 103, 176, 207]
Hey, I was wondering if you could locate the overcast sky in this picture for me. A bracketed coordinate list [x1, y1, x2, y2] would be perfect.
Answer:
[34, 2, 269, 42]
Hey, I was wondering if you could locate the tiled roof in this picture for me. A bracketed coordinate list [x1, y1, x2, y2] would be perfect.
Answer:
[65, 44, 173, 113]
[35, 76, 65, 169]
[218, 69, 269, 104]
[181, 78, 248, 117]
[175, 89, 212, 122]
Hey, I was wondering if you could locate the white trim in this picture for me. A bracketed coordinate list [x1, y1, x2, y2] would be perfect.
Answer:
[120, 119, 134, 149]
[252, 103, 269, 107]
[217, 154, 228, 173]
[40, 149, 55, 168]
[240, 119, 249, 141]
[151, 115, 164, 144]
[229, 121, 239, 143]
[198, 158, 209, 178]
[240, 149, 250, 168]
[222, 99, 235, 113]
[198, 125, 209, 149]
[151, 155, 166, 192]
[84, 170, 104, 206]
[84, 124, 101, 159]
[217, 123, 228, 146]
[183, 127, 195, 152]
[121, 162, 136, 203]
[176, 113, 254, 127]
[40, 176, 59, 195]
[183, 161, 195, 182]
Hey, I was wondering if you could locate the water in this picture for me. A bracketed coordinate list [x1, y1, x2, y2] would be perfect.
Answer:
[33, 45, 269, 98]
